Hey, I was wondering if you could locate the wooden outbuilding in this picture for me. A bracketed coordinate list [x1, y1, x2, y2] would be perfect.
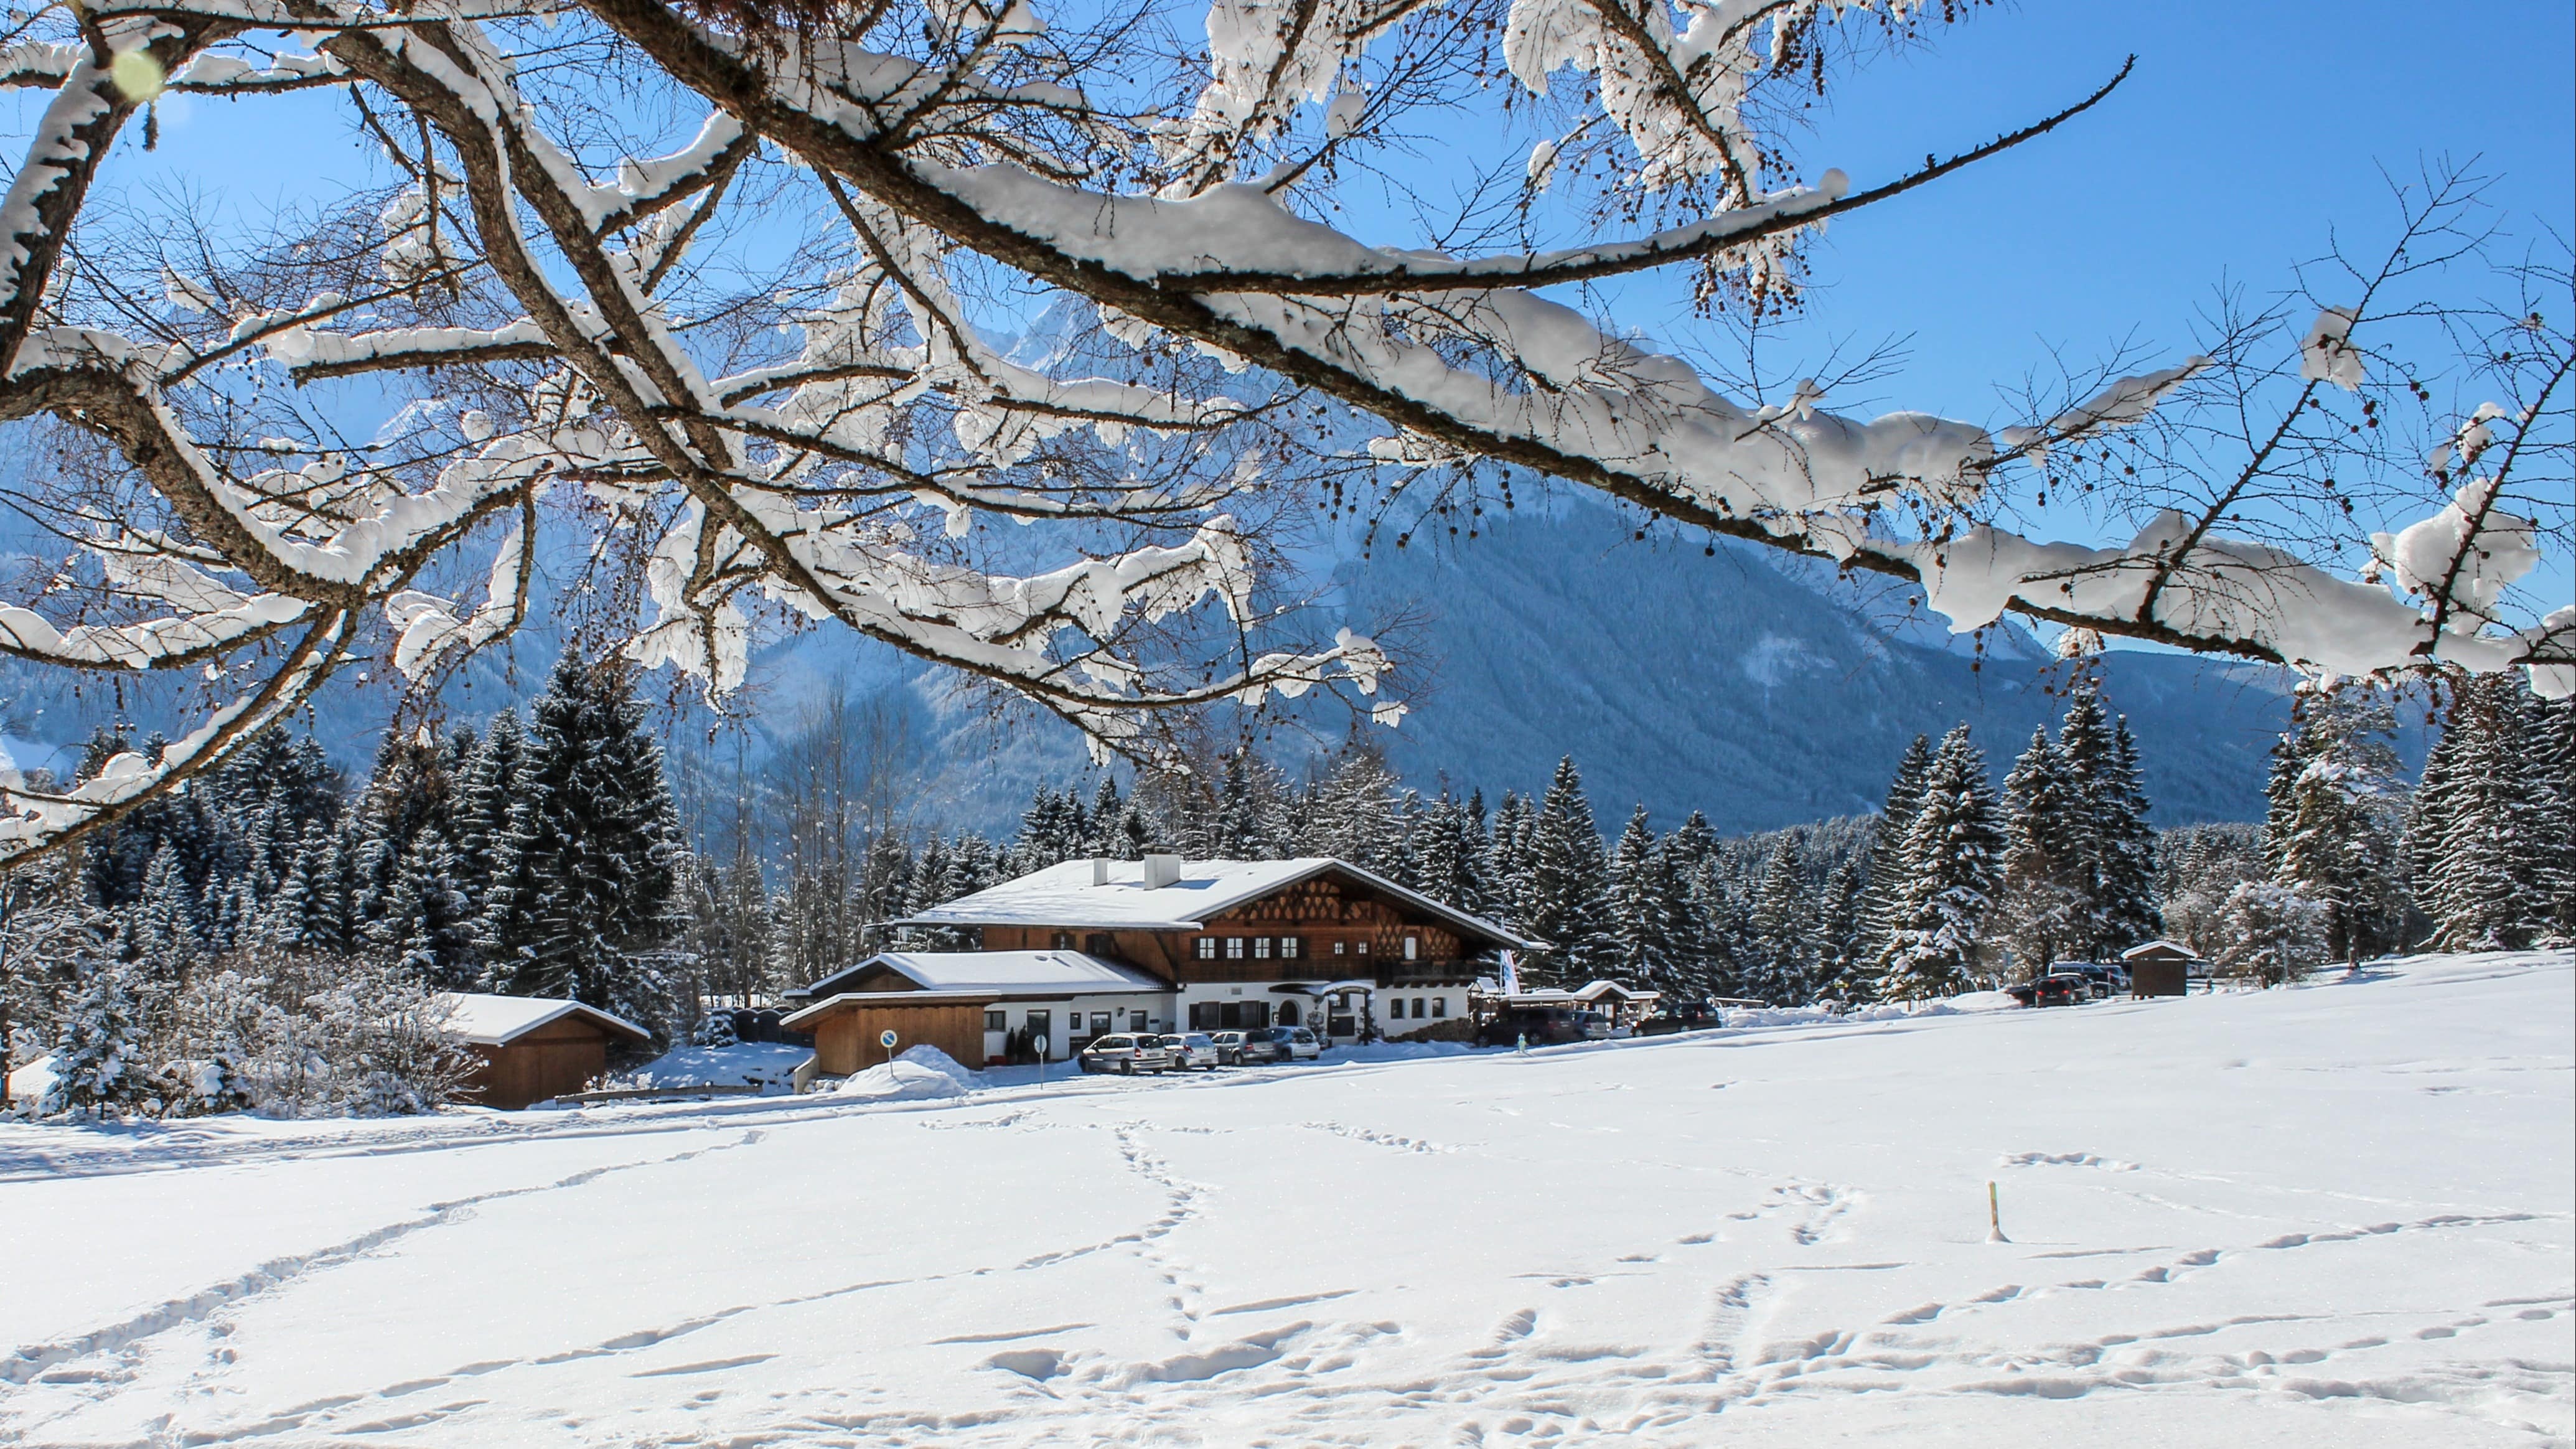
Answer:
[782, 990, 1003, 1076]
[2121, 940, 2202, 998]
[443, 993, 653, 1109]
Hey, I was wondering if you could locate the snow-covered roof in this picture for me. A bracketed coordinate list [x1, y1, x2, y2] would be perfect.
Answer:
[863, 951, 1171, 996]
[5, 1052, 55, 1104]
[438, 993, 651, 1047]
[2120, 940, 2203, 962]
[898, 856, 1533, 950]
[1573, 980, 1660, 1002]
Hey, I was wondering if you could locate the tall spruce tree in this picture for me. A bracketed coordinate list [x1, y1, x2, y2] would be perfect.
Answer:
[1520, 758, 1611, 985]
[477, 653, 686, 1035]
[2092, 715, 2165, 953]
[1858, 734, 1935, 959]
[2538, 696, 2576, 944]
[1604, 807, 1682, 991]
[2267, 688, 2409, 964]
[1743, 837, 1812, 1005]
[1877, 726, 2005, 1001]
[1997, 726, 2090, 976]
[2421, 673, 2549, 950]
[1809, 858, 1871, 1003]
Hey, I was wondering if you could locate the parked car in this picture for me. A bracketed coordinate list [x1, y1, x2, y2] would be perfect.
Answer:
[2007, 975, 2085, 1008]
[1235, 1026, 1321, 1062]
[1636, 1001, 1722, 1036]
[1476, 1008, 1611, 1047]
[1206, 1030, 1252, 1066]
[1158, 1033, 1222, 1071]
[2060, 964, 2123, 998]
[1077, 1034, 1173, 1074]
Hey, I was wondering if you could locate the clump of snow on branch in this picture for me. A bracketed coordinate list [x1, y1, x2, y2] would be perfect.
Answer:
[2299, 306, 2366, 390]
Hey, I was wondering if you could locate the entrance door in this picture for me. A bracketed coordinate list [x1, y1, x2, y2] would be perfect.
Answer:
[1326, 990, 1365, 1042]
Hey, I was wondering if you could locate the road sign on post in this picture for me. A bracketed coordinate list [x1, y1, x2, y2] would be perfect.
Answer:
[879, 1028, 898, 1069]
[1033, 1033, 1050, 1086]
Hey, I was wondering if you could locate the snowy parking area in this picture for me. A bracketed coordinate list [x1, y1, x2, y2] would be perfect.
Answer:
[2, 952, 2568, 1447]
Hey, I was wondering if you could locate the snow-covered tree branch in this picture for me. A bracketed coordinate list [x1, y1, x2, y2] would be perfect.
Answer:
[0, 0, 2566, 864]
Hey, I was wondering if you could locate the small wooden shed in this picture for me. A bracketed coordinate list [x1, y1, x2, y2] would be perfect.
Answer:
[2121, 940, 2201, 998]
[443, 993, 653, 1109]
[782, 990, 1003, 1076]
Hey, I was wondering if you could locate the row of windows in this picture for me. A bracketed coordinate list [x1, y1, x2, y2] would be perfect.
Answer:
[983, 1006, 1161, 1037]
[1192, 935, 1420, 960]
[1387, 995, 1446, 1020]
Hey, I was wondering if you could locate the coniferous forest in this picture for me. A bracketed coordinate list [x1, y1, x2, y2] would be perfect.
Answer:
[6, 666, 2570, 1119]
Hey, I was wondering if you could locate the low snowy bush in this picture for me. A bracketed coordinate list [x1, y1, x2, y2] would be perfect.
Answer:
[2211, 883, 2330, 988]
[690, 1007, 739, 1049]
[30, 948, 474, 1122]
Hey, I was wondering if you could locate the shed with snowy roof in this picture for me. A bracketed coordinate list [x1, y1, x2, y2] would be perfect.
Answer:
[783, 951, 1173, 1070]
[441, 993, 653, 1109]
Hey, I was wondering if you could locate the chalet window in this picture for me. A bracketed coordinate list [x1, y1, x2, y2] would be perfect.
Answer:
[1253, 937, 1273, 960]
[1404, 936, 1418, 961]
[1431, 996, 1447, 1018]
[1051, 931, 1075, 950]
[1356, 940, 1370, 955]
[1090, 1013, 1111, 1035]
[1332, 940, 1346, 956]
[1195, 937, 1217, 960]
[985, 1011, 1006, 1033]
[1027, 1010, 1051, 1044]
[1225, 937, 1246, 959]
[1280, 937, 1303, 959]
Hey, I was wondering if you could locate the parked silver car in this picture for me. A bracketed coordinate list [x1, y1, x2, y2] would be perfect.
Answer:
[1077, 1034, 1173, 1074]
[1206, 1029, 1252, 1066]
[1236, 1026, 1322, 1063]
[1158, 1033, 1222, 1071]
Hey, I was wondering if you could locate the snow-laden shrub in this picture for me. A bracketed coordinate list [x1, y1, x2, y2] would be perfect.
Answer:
[27, 949, 477, 1122]
[38, 960, 152, 1118]
[690, 1007, 739, 1049]
[2211, 882, 2329, 988]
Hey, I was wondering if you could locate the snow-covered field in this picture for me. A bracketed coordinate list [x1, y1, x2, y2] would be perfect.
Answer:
[3, 952, 2568, 1447]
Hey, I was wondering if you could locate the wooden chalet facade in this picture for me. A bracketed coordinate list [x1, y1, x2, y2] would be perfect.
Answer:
[846, 855, 1536, 1054]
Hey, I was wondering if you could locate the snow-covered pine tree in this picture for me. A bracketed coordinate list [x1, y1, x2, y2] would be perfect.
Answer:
[2092, 716, 2165, 954]
[1997, 726, 2091, 976]
[1604, 807, 1682, 992]
[1204, 748, 1288, 860]
[450, 706, 528, 929]
[1412, 790, 1492, 917]
[2405, 682, 2466, 930]
[40, 945, 150, 1117]
[2266, 688, 2409, 964]
[2538, 695, 2576, 945]
[478, 653, 686, 1038]
[1808, 859, 1871, 1003]
[1303, 740, 1406, 873]
[1520, 758, 1613, 985]
[350, 723, 463, 927]
[1857, 734, 1935, 962]
[1876, 726, 2005, 1001]
[373, 825, 479, 987]
[2424, 672, 2547, 950]
[1652, 810, 1724, 996]
[856, 829, 916, 952]
[1487, 790, 1539, 934]
[132, 840, 202, 973]
[1743, 837, 1812, 1005]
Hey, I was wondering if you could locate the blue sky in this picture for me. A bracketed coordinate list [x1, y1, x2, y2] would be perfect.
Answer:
[1705, 1, 2575, 421]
